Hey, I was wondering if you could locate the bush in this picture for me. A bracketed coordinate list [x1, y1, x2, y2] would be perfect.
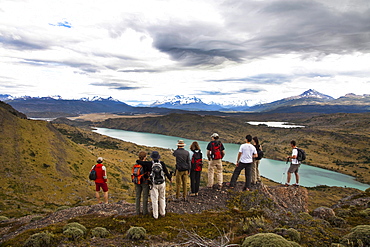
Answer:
[126, 226, 147, 240]
[56, 206, 70, 212]
[327, 216, 347, 227]
[0, 216, 9, 221]
[274, 228, 301, 243]
[340, 225, 370, 247]
[91, 227, 109, 238]
[242, 233, 301, 247]
[242, 215, 267, 233]
[63, 222, 87, 235]
[63, 227, 84, 241]
[23, 231, 54, 247]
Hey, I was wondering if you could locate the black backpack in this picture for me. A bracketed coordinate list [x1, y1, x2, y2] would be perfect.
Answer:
[150, 161, 165, 185]
[255, 145, 264, 160]
[296, 148, 306, 162]
[89, 165, 97, 180]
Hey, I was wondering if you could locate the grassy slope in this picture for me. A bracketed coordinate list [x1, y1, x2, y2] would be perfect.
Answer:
[97, 112, 370, 184]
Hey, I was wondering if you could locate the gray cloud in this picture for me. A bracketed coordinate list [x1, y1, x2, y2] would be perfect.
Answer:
[0, 35, 47, 50]
[139, 0, 370, 67]
[90, 81, 141, 91]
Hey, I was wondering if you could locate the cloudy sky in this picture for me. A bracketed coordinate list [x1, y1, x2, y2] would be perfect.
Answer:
[1, 0, 369, 106]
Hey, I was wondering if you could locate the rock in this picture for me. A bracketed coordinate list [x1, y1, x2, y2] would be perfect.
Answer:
[312, 206, 335, 220]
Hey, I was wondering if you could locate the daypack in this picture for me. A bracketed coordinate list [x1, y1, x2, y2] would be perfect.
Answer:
[131, 163, 145, 184]
[150, 161, 165, 185]
[295, 148, 306, 162]
[191, 150, 203, 171]
[255, 145, 264, 160]
[89, 165, 97, 180]
[210, 141, 223, 160]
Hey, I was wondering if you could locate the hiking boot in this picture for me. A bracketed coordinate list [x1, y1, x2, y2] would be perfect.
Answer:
[284, 183, 290, 187]
[293, 183, 299, 187]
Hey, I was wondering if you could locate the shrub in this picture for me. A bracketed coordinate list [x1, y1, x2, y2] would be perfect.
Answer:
[242, 215, 267, 233]
[63, 222, 87, 235]
[56, 206, 70, 212]
[91, 227, 109, 238]
[242, 233, 301, 247]
[0, 216, 9, 221]
[63, 227, 84, 241]
[340, 225, 370, 247]
[23, 231, 54, 247]
[126, 226, 147, 240]
[327, 216, 347, 228]
[274, 228, 301, 243]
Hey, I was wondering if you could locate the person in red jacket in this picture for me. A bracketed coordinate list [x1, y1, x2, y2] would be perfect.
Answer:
[91, 157, 108, 204]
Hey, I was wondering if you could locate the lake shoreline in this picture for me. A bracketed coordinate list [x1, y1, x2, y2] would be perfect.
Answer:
[92, 127, 369, 190]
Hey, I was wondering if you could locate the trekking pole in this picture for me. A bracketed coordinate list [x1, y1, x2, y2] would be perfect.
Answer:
[281, 157, 290, 184]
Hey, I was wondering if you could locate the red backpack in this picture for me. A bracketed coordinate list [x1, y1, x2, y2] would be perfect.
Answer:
[191, 150, 203, 171]
[131, 163, 144, 184]
[210, 141, 223, 160]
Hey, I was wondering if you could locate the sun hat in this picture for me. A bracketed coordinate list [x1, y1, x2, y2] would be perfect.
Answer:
[177, 140, 186, 147]
[97, 157, 104, 163]
[211, 133, 219, 138]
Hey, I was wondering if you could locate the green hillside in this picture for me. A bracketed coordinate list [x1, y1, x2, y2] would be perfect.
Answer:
[0, 103, 165, 217]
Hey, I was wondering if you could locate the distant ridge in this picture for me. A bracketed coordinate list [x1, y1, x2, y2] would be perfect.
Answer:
[3, 89, 370, 117]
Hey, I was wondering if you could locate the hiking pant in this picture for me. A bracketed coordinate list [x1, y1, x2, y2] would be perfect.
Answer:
[176, 170, 188, 198]
[230, 162, 252, 189]
[150, 182, 166, 219]
[251, 159, 261, 184]
[190, 170, 201, 194]
[207, 159, 223, 187]
[135, 183, 149, 215]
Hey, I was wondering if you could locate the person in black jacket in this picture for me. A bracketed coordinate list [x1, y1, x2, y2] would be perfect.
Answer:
[190, 141, 203, 196]
[173, 140, 191, 201]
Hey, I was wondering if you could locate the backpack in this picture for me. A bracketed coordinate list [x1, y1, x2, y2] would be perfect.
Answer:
[150, 161, 165, 185]
[255, 145, 264, 160]
[89, 165, 97, 180]
[131, 163, 144, 184]
[210, 141, 223, 160]
[191, 150, 203, 171]
[295, 148, 306, 162]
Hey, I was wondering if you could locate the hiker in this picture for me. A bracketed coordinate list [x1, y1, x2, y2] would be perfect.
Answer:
[251, 136, 263, 184]
[206, 133, 225, 190]
[173, 140, 191, 201]
[133, 151, 152, 215]
[228, 135, 257, 191]
[91, 157, 108, 204]
[149, 151, 172, 219]
[189, 141, 203, 196]
[285, 140, 300, 186]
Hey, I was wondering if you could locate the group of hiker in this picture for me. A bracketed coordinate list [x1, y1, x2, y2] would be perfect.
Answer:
[90, 133, 304, 219]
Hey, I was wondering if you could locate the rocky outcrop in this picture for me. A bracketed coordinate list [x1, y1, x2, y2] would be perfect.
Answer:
[312, 206, 336, 220]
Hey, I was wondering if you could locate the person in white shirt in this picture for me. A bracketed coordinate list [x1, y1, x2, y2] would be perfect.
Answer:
[228, 135, 257, 191]
[285, 140, 300, 186]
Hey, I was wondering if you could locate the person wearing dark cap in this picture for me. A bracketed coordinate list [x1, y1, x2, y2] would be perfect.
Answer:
[173, 140, 191, 201]
[91, 157, 109, 204]
[206, 133, 225, 190]
[149, 151, 172, 219]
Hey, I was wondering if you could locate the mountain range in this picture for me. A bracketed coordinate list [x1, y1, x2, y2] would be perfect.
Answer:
[1, 89, 370, 118]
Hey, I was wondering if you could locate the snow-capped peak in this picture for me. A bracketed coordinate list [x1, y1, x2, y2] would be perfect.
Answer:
[288, 89, 334, 100]
[151, 95, 204, 106]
